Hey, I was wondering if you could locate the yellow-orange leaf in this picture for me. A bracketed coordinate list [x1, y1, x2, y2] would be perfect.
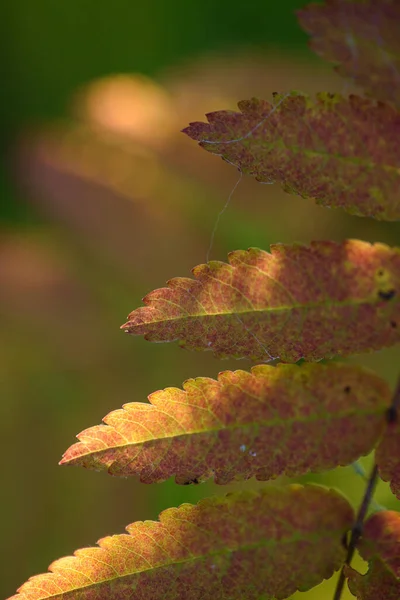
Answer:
[122, 240, 400, 362]
[60, 363, 390, 484]
[10, 485, 353, 600]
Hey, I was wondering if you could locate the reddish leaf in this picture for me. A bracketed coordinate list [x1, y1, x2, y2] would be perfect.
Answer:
[298, 0, 400, 108]
[376, 421, 400, 501]
[9, 485, 353, 600]
[61, 363, 389, 484]
[122, 240, 400, 362]
[346, 511, 400, 598]
[359, 510, 400, 579]
[183, 92, 400, 220]
[346, 562, 400, 600]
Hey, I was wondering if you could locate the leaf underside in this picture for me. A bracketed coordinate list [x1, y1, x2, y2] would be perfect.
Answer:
[183, 92, 400, 220]
[61, 363, 390, 485]
[298, 0, 400, 109]
[346, 511, 400, 599]
[122, 240, 400, 362]
[10, 485, 353, 600]
[376, 421, 400, 501]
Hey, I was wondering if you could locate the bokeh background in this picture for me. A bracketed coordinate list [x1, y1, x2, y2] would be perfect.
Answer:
[2, 2, 400, 599]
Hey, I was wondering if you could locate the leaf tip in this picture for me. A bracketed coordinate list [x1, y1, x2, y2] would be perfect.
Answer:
[58, 455, 68, 466]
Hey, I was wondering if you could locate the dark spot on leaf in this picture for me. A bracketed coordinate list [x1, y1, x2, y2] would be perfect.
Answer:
[378, 289, 396, 301]
[377, 268, 385, 277]
[390, 320, 397, 328]
[183, 477, 200, 485]
[327, 92, 335, 99]
[386, 406, 398, 424]
[344, 386, 351, 394]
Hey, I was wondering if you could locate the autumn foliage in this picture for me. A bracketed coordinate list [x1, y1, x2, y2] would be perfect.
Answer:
[121, 240, 400, 362]
[61, 363, 390, 485]
[11, 1, 400, 600]
[184, 93, 400, 220]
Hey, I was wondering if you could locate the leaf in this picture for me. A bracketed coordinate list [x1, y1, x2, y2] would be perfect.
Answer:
[122, 240, 400, 362]
[346, 562, 400, 599]
[359, 510, 400, 579]
[60, 363, 390, 484]
[345, 511, 400, 599]
[183, 92, 400, 220]
[9, 485, 353, 600]
[297, 0, 400, 109]
[376, 420, 400, 501]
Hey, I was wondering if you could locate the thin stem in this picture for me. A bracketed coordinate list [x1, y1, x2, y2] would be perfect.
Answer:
[333, 375, 400, 600]
[333, 463, 379, 600]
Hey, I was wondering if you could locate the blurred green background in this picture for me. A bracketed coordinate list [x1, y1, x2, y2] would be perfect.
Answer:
[2, 2, 400, 599]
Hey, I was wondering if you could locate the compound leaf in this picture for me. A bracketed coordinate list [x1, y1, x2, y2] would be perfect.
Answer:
[122, 240, 400, 363]
[376, 419, 400, 501]
[346, 511, 400, 599]
[183, 92, 400, 220]
[298, 0, 400, 109]
[9, 485, 353, 600]
[61, 363, 390, 485]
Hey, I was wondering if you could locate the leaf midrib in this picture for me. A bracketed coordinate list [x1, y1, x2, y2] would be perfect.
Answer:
[35, 529, 347, 599]
[135, 296, 394, 326]
[83, 405, 384, 454]
[204, 133, 400, 171]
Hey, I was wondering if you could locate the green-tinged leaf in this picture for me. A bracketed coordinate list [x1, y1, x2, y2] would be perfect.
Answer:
[9, 485, 353, 600]
[61, 363, 390, 484]
[376, 421, 400, 501]
[346, 562, 400, 599]
[298, 0, 400, 108]
[122, 240, 400, 362]
[183, 92, 400, 220]
[346, 511, 400, 598]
